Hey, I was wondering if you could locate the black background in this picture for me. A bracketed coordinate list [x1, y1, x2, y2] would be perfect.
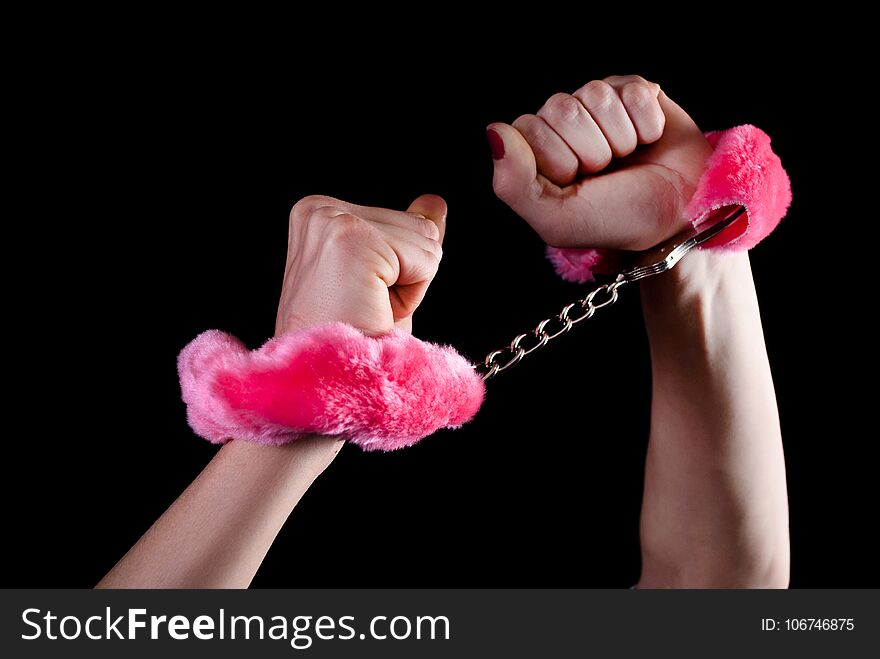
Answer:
[8, 35, 875, 587]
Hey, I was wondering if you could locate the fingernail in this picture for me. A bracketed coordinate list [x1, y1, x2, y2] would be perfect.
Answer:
[486, 128, 505, 160]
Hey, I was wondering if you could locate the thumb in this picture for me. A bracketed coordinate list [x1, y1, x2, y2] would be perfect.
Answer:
[657, 90, 700, 135]
[486, 123, 566, 243]
[487, 122, 538, 200]
[407, 193, 448, 244]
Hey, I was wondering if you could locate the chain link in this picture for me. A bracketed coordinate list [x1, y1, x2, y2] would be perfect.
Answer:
[472, 207, 747, 382]
[475, 275, 626, 381]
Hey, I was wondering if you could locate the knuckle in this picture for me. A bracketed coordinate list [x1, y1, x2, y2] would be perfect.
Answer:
[426, 239, 443, 260]
[629, 96, 665, 142]
[616, 137, 638, 157]
[307, 204, 343, 226]
[640, 121, 664, 143]
[290, 194, 336, 222]
[609, 126, 639, 159]
[513, 113, 537, 133]
[415, 259, 437, 282]
[605, 74, 654, 88]
[555, 156, 580, 184]
[323, 212, 371, 245]
[515, 115, 552, 148]
[621, 81, 655, 110]
[582, 144, 613, 171]
[417, 216, 441, 240]
[623, 74, 651, 86]
[577, 80, 616, 110]
[541, 93, 582, 122]
[512, 113, 534, 130]
[423, 245, 443, 269]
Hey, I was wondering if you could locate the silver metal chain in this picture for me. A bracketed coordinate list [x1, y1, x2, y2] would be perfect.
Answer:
[474, 205, 747, 381]
[476, 275, 627, 381]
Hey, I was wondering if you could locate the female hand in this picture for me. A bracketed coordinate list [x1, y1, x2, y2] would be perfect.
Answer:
[275, 194, 447, 336]
[487, 75, 713, 250]
[98, 194, 447, 589]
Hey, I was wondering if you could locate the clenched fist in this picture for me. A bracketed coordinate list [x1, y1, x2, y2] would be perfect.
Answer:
[275, 194, 446, 337]
[487, 75, 714, 251]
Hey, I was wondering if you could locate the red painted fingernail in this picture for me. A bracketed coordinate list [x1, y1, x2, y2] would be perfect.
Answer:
[486, 128, 505, 160]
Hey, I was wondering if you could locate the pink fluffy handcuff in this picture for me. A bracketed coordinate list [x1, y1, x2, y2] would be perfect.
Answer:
[179, 125, 791, 452]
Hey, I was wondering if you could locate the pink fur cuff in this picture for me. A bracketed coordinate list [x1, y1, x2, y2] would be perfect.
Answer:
[546, 125, 792, 282]
[178, 323, 485, 451]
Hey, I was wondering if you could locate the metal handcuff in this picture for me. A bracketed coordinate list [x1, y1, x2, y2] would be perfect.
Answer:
[475, 205, 746, 380]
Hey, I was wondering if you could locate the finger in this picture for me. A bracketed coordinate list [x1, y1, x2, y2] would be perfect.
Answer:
[512, 114, 579, 186]
[606, 79, 703, 153]
[363, 208, 441, 241]
[603, 76, 664, 144]
[573, 80, 637, 157]
[603, 74, 661, 96]
[379, 222, 442, 286]
[656, 90, 702, 137]
[381, 227, 442, 321]
[536, 93, 611, 174]
[406, 194, 448, 244]
[299, 196, 440, 241]
[620, 82, 665, 144]
[373, 222, 442, 263]
[487, 122, 571, 244]
[543, 84, 701, 250]
[286, 195, 345, 274]
[487, 121, 671, 249]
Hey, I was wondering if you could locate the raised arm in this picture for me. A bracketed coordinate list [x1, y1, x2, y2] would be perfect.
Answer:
[637, 249, 788, 587]
[487, 74, 789, 587]
[98, 194, 447, 588]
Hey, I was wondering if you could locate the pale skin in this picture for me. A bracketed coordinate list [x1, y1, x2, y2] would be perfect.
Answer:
[98, 193, 447, 588]
[98, 75, 788, 589]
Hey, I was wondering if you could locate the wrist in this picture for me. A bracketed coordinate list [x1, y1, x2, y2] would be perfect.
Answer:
[639, 250, 754, 355]
[641, 249, 747, 308]
[222, 434, 344, 476]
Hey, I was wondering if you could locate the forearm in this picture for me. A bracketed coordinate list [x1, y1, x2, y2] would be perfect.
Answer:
[637, 250, 789, 588]
[97, 436, 343, 588]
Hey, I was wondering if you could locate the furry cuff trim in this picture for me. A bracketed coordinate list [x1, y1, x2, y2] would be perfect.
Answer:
[178, 323, 485, 451]
[546, 125, 792, 283]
